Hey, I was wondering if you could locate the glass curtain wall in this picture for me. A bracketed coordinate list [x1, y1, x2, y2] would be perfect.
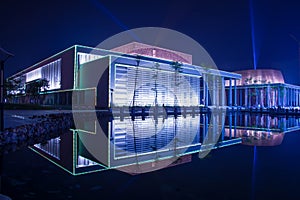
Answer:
[113, 64, 201, 107]
[25, 59, 62, 90]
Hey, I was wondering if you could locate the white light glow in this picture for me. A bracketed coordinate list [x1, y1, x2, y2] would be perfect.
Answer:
[25, 59, 61, 90]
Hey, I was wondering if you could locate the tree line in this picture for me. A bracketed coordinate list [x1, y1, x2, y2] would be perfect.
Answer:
[5, 78, 49, 104]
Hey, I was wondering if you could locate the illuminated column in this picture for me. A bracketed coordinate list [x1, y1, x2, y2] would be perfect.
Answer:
[221, 112, 225, 140]
[281, 87, 284, 107]
[203, 75, 206, 106]
[245, 87, 248, 108]
[202, 114, 206, 141]
[234, 79, 237, 106]
[291, 88, 293, 107]
[234, 112, 237, 137]
[296, 88, 298, 107]
[288, 88, 291, 107]
[289, 88, 292, 107]
[296, 89, 297, 107]
[255, 87, 258, 107]
[229, 78, 232, 106]
[293, 88, 295, 107]
[272, 87, 274, 107]
[212, 75, 216, 106]
[292, 88, 294, 107]
[294, 88, 296, 107]
[298, 89, 300, 107]
[229, 112, 232, 138]
[275, 86, 280, 106]
[203, 74, 209, 107]
[290, 88, 293, 107]
[266, 85, 270, 108]
[260, 88, 263, 107]
[285, 87, 288, 107]
[297, 89, 300, 107]
[296, 89, 298, 107]
[206, 76, 209, 106]
[287, 87, 290, 107]
[283, 87, 286, 107]
[262, 88, 265, 107]
[239, 89, 243, 107]
[221, 77, 225, 106]
[295, 89, 298, 107]
[212, 114, 217, 141]
[289, 88, 293, 106]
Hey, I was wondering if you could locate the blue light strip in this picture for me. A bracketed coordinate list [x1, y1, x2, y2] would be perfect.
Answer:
[251, 146, 257, 200]
[250, 0, 257, 70]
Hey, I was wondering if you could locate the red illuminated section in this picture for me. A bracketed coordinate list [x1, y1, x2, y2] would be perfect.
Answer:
[111, 42, 192, 64]
[234, 69, 285, 86]
[225, 129, 284, 146]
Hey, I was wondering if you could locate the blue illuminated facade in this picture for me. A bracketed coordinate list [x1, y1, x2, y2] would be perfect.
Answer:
[9, 44, 242, 109]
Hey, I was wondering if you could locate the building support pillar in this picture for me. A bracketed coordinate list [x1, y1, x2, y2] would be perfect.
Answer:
[221, 77, 225, 107]
[245, 87, 248, 108]
[255, 87, 258, 107]
[266, 85, 270, 108]
[277, 86, 280, 107]
[288, 88, 291, 107]
[293, 89, 296, 107]
[229, 78, 232, 107]
[283, 87, 286, 107]
[203, 75, 206, 107]
[239, 88, 243, 107]
[212, 75, 216, 107]
[296, 89, 299, 107]
[234, 79, 237, 106]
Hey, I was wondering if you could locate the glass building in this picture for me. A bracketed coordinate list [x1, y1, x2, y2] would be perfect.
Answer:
[226, 69, 300, 109]
[8, 43, 242, 109]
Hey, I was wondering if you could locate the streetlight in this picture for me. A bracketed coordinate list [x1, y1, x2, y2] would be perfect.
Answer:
[0, 47, 14, 132]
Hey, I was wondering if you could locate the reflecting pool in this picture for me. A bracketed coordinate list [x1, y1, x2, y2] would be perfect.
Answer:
[1, 112, 300, 200]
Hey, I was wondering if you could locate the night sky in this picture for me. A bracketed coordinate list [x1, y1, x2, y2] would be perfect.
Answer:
[1, 0, 300, 84]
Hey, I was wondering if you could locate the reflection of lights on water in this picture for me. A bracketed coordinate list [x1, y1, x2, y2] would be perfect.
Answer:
[11, 115, 25, 120]
[225, 129, 284, 146]
[118, 117, 168, 139]
[112, 115, 200, 155]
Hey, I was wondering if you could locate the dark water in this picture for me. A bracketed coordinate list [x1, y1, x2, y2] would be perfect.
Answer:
[1, 112, 300, 200]
[1, 130, 300, 200]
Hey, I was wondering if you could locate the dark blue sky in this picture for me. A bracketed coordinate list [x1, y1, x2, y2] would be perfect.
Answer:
[1, 0, 300, 84]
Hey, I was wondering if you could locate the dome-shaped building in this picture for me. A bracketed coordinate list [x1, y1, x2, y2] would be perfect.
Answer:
[227, 69, 300, 108]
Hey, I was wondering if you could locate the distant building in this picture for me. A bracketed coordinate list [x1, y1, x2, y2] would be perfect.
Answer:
[227, 69, 300, 108]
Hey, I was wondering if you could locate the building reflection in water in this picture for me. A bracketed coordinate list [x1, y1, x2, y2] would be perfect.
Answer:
[225, 113, 300, 146]
[30, 112, 241, 175]
[30, 112, 300, 175]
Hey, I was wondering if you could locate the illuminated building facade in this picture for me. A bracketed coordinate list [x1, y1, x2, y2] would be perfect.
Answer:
[227, 69, 300, 108]
[8, 43, 242, 109]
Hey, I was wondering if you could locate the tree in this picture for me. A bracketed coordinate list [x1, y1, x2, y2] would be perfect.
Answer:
[25, 78, 49, 104]
[132, 55, 141, 108]
[38, 78, 50, 92]
[4, 79, 21, 103]
[171, 61, 183, 107]
[152, 62, 160, 107]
